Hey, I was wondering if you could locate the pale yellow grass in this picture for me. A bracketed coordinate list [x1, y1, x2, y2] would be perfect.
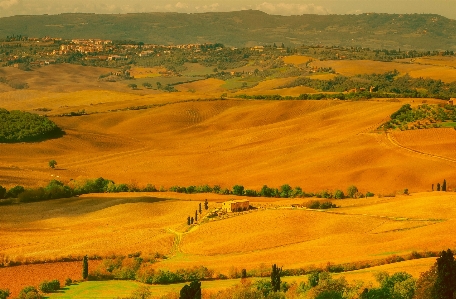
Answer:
[283, 55, 313, 65]
[233, 77, 317, 96]
[309, 73, 338, 80]
[129, 67, 164, 78]
[409, 56, 456, 68]
[175, 78, 226, 94]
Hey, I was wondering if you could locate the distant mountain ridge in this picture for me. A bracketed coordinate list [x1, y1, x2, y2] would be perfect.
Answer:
[1, 10, 455, 51]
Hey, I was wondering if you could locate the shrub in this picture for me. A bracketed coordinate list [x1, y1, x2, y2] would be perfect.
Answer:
[0, 289, 10, 299]
[65, 278, 72, 286]
[347, 185, 359, 198]
[6, 185, 25, 198]
[18, 286, 41, 299]
[232, 185, 244, 196]
[39, 279, 60, 293]
[365, 191, 375, 197]
[334, 190, 344, 199]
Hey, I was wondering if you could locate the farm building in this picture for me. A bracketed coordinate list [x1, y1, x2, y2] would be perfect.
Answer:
[449, 98, 455, 105]
[222, 199, 250, 213]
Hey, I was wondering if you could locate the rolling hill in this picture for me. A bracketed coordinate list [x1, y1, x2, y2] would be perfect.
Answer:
[1, 11, 456, 50]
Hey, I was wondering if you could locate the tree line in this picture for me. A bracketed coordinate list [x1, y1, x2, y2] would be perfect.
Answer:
[1, 177, 380, 205]
[276, 70, 456, 100]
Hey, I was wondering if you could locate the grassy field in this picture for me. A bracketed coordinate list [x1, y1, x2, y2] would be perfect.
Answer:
[45, 280, 148, 299]
[42, 257, 438, 298]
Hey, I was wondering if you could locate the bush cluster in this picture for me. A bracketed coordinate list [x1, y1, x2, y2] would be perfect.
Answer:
[0, 108, 62, 143]
[380, 103, 456, 131]
[88, 255, 213, 285]
[304, 200, 337, 209]
[38, 279, 60, 293]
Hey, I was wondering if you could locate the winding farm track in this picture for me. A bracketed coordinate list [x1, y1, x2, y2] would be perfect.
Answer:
[386, 132, 456, 164]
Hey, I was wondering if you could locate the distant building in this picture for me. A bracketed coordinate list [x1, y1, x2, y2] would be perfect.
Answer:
[221, 200, 250, 213]
[449, 98, 455, 105]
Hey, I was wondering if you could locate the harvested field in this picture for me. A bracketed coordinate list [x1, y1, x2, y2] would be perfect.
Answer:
[283, 55, 313, 65]
[0, 196, 201, 261]
[175, 78, 226, 94]
[391, 128, 456, 164]
[1, 99, 455, 193]
[1, 192, 454, 295]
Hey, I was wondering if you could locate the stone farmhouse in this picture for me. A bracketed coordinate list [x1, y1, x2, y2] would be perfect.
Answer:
[221, 199, 250, 213]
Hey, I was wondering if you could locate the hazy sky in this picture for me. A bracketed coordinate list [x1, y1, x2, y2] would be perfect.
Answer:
[1, 0, 455, 19]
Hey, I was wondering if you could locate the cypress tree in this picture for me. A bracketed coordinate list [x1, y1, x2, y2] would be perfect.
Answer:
[187, 216, 191, 225]
[195, 210, 198, 222]
[199, 203, 202, 214]
[434, 249, 456, 299]
[443, 179, 447, 191]
[204, 199, 208, 210]
[179, 280, 201, 299]
[437, 183, 441, 191]
[271, 264, 282, 292]
[82, 255, 88, 280]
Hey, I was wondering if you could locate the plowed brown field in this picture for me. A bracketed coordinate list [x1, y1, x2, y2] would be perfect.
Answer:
[0, 261, 101, 298]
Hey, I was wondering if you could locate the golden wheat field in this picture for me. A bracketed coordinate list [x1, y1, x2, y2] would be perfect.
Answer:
[1, 92, 456, 192]
[1, 191, 455, 295]
[2, 62, 456, 294]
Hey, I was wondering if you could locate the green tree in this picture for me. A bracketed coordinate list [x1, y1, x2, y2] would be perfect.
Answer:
[6, 185, 24, 198]
[0, 289, 10, 299]
[156, 82, 162, 89]
[0, 185, 6, 199]
[82, 255, 88, 280]
[271, 264, 282, 292]
[180, 280, 201, 299]
[347, 185, 359, 198]
[442, 179, 447, 191]
[232, 185, 244, 196]
[142, 82, 152, 89]
[434, 249, 456, 299]
[334, 190, 345, 199]
[241, 269, 247, 279]
[279, 184, 293, 198]
[128, 83, 137, 89]
[48, 159, 57, 169]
